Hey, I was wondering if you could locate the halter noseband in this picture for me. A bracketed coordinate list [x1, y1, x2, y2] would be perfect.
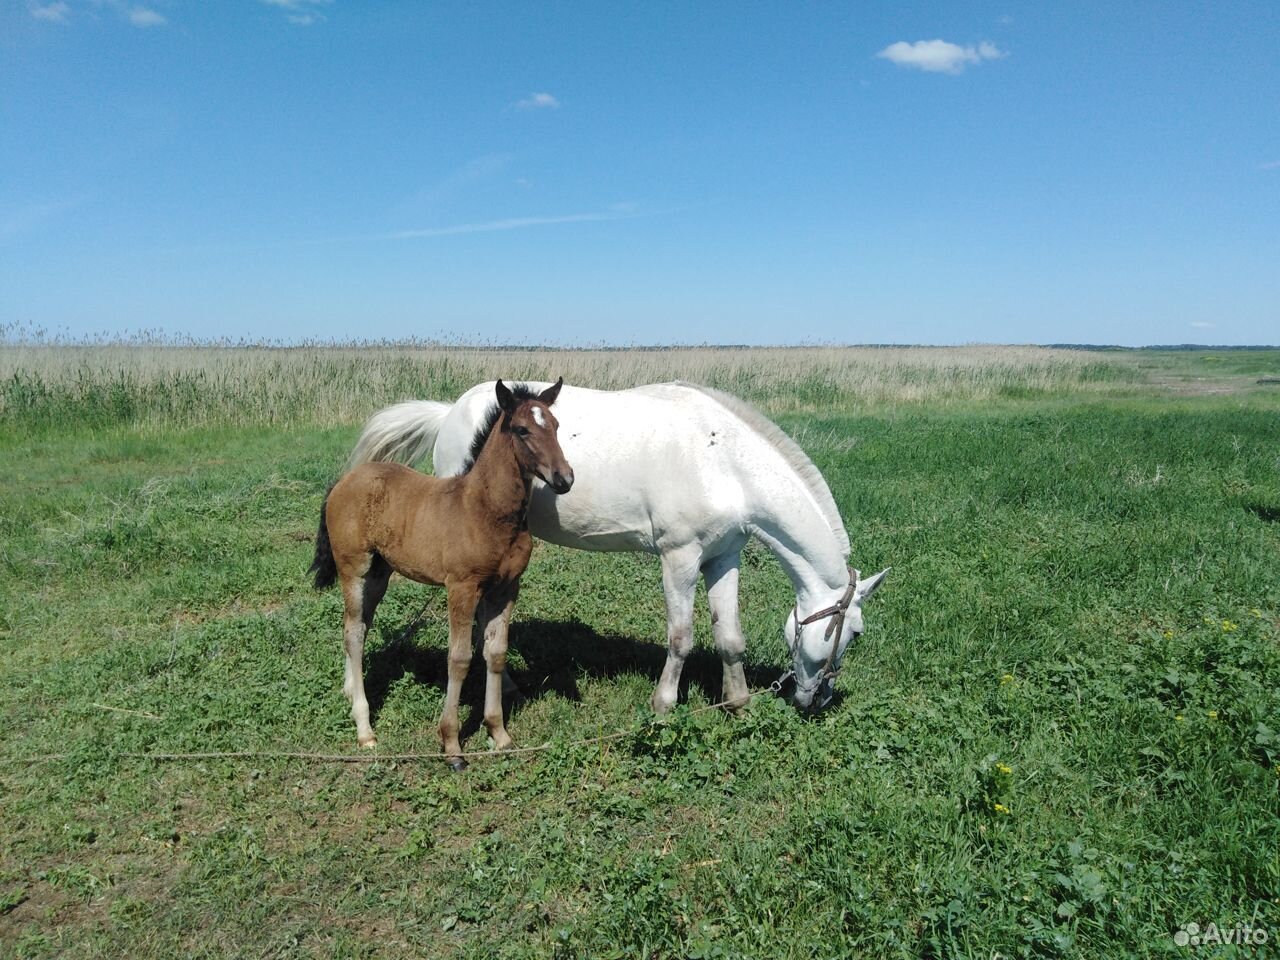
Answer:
[772, 567, 860, 700]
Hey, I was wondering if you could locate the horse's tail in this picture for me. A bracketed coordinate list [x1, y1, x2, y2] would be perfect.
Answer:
[347, 400, 453, 469]
[309, 489, 338, 590]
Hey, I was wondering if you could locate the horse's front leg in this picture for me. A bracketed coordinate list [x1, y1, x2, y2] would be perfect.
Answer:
[651, 546, 701, 714]
[703, 549, 751, 713]
[439, 582, 482, 771]
[477, 579, 520, 751]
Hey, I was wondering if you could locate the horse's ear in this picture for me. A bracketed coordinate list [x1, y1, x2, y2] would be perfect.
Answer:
[495, 379, 517, 413]
[855, 568, 890, 600]
[538, 377, 564, 406]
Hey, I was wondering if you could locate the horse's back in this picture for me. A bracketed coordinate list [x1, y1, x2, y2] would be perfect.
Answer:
[331, 461, 437, 507]
[437, 381, 761, 554]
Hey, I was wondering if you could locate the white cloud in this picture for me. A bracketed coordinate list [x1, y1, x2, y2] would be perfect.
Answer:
[260, 0, 331, 25]
[76, 1, 169, 27]
[876, 38, 1006, 75]
[128, 6, 165, 26]
[389, 211, 622, 240]
[516, 92, 560, 110]
[30, 2, 71, 22]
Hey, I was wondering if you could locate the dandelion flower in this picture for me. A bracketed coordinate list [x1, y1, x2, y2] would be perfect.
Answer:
[1207, 710, 1218, 720]
[995, 762, 1013, 776]
[993, 803, 1011, 815]
[999, 674, 1014, 685]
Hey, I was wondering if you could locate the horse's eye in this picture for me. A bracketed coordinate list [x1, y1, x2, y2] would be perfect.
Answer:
[514, 426, 530, 437]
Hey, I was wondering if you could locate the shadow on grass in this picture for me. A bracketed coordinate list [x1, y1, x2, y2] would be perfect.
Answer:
[361, 615, 783, 741]
[1244, 501, 1280, 523]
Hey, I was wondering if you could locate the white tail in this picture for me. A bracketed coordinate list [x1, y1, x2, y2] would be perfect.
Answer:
[347, 400, 453, 469]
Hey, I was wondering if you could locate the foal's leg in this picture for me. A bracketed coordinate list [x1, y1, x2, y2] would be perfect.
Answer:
[477, 580, 519, 751]
[341, 557, 388, 748]
[650, 546, 701, 714]
[703, 550, 751, 713]
[439, 582, 482, 770]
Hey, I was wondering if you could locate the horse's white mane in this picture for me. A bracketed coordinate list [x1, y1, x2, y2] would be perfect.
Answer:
[681, 382, 851, 557]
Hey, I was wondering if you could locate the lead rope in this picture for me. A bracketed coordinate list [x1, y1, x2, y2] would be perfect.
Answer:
[0, 687, 787, 767]
[5, 579, 867, 768]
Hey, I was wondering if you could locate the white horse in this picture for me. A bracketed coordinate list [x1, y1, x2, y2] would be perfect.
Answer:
[348, 381, 888, 712]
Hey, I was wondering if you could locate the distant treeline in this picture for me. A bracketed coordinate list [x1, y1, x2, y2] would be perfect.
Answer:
[1048, 344, 1280, 352]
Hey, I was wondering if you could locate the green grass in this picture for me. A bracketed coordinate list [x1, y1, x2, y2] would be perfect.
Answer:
[1, 347, 1278, 958]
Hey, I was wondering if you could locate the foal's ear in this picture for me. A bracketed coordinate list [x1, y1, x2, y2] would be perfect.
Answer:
[537, 377, 564, 406]
[495, 379, 517, 414]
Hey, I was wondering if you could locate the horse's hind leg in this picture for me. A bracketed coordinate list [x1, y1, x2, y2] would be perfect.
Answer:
[342, 555, 389, 748]
[703, 549, 751, 713]
[477, 580, 519, 751]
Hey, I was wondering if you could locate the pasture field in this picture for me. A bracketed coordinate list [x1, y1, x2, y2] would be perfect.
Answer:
[1, 345, 1278, 958]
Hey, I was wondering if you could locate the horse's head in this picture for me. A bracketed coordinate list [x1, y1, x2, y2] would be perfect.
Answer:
[783, 567, 889, 712]
[497, 378, 574, 494]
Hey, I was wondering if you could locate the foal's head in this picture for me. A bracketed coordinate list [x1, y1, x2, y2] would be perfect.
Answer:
[496, 378, 574, 494]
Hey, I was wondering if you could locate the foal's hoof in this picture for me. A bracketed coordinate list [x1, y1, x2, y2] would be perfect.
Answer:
[358, 736, 378, 749]
[447, 757, 469, 773]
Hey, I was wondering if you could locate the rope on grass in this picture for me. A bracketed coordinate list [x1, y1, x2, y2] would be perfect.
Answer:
[0, 688, 778, 767]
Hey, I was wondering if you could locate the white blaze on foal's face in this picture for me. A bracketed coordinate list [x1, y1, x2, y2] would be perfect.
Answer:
[531, 405, 546, 428]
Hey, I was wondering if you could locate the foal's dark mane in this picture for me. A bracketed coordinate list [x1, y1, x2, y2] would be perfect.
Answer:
[461, 381, 542, 473]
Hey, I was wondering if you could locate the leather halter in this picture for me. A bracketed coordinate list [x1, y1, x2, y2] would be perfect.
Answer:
[798, 570, 860, 675]
[777, 567, 859, 700]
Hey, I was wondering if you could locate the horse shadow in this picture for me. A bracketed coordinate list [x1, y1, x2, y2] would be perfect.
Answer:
[1244, 501, 1280, 524]
[360, 615, 783, 741]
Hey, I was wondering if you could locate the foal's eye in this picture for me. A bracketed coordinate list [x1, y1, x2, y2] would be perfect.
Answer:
[513, 426, 530, 437]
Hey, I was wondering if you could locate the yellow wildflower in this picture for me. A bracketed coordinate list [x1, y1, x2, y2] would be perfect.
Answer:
[1222, 620, 1239, 632]
[1175, 714, 1184, 722]
[999, 674, 1014, 685]
[995, 762, 1013, 776]
[1250, 608, 1263, 618]
[993, 803, 1011, 815]
[1162, 630, 1174, 639]
[1207, 710, 1218, 720]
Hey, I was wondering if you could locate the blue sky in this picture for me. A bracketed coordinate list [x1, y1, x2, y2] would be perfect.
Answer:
[2, 1, 1277, 346]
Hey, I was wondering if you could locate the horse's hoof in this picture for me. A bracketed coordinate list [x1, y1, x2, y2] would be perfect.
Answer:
[447, 757, 469, 773]
[358, 737, 378, 749]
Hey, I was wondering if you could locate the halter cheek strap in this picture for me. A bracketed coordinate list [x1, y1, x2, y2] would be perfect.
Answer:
[772, 567, 859, 698]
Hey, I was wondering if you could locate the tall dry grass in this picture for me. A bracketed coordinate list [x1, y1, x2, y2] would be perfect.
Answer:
[0, 343, 1136, 431]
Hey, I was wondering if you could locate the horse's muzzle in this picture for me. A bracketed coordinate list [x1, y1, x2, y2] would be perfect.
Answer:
[793, 678, 834, 714]
[550, 470, 574, 494]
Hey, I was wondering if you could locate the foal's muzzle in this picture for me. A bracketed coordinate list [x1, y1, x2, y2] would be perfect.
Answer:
[549, 469, 574, 494]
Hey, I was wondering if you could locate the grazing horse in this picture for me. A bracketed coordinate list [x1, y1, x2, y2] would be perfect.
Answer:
[311, 379, 573, 768]
[348, 380, 888, 714]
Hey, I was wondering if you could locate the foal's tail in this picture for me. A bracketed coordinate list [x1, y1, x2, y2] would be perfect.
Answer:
[347, 399, 453, 469]
[309, 490, 337, 590]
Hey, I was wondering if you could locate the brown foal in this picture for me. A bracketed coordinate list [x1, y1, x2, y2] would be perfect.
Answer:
[310, 379, 572, 768]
